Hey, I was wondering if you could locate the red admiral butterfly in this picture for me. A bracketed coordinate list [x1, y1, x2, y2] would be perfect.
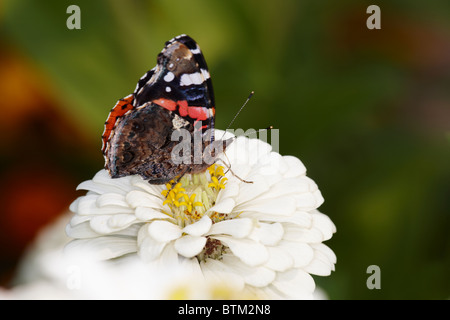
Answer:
[101, 35, 231, 184]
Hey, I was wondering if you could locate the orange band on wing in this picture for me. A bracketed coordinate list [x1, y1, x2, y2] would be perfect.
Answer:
[178, 100, 189, 117]
[152, 98, 178, 111]
[154, 98, 214, 121]
[102, 94, 134, 152]
[187, 106, 208, 120]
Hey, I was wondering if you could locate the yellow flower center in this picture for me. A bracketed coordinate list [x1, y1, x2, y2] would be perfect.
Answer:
[161, 164, 229, 228]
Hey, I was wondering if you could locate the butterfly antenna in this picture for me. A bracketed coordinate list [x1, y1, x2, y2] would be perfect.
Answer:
[220, 91, 254, 140]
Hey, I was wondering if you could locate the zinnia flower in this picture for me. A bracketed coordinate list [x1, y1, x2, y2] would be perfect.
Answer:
[66, 130, 336, 299]
[2, 213, 256, 300]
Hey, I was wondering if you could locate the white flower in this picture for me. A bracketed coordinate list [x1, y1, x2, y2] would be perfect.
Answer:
[2, 248, 257, 300]
[1, 215, 258, 300]
[66, 130, 336, 299]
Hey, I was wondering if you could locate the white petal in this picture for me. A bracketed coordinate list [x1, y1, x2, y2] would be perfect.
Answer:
[271, 268, 315, 299]
[68, 212, 91, 226]
[263, 177, 317, 200]
[283, 224, 324, 243]
[240, 210, 311, 227]
[303, 249, 335, 276]
[248, 222, 284, 246]
[311, 243, 337, 264]
[178, 256, 203, 277]
[137, 224, 169, 262]
[126, 190, 163, 209]
[131, 176, 164, 198]
[96, 193, 128, 208]
[65, 237, 137, 260]
[182, 215, 212, 236]
[207, 218, 253, 238]
[295, 192, 323, 210]
[174, 235, 207, 258]
[234, 174, 270, 205]
[289, 211, 313, 227]
[134, 207, 172, 221]
[90, 169, 112, 182]
[255, 152, 287, 177]
[67, 221, 140, 242]
[311, 211, 336, 241]
[107, 213, 137, 228]
[208, 197, 235, 214]
[283, 156, 307, 178]
[90, 214, 137, 234]
[69, 197, 81, 213]
[65, 221, 99, 238]
[237, 176, 302, 207]
[200, 259, 245, 290]
[215, 178, 239, 201]
[136, 223, 148, 246]
[304, 243, 337, 276]
[265, 246, 294, 272]
[225, 163, 253, 182]
[278, 241, 314, 268]
[247, 138, 273, 165]
[76, 194, 134, 216]
[237, 195, 296, 215]
[147, 220, 182, 242]
[226, 136, 272, 168]
[104, 223, 141, 237]
[73, 194, 102, 214]
[313, 190, 325, 208]
[156, 242, 179, 266]
[212, 236, 268, 267]
[252, 285, 284, 299]
[76, 180, 109, 195]
[221, 255, 276, 287]
[138, 235, 167, 262]
[91, 170, 134, 193]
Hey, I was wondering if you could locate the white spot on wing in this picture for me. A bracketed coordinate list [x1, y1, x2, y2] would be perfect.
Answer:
[190, 46, 201, 54]
[200, 68, 210, 80]
[180, 72, 204, 86]
[166, 86, 171, 92]
[164, 72, 175, 82]
[191, 72, 203, 84]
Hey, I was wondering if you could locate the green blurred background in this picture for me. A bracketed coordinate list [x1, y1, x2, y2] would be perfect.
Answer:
[0, 0, 449, 299]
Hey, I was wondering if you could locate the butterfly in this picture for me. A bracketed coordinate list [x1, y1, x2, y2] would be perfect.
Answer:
[101, 34, 231, 184]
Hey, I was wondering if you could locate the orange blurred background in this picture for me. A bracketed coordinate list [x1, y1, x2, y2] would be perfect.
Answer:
[0, 44, 100, 284]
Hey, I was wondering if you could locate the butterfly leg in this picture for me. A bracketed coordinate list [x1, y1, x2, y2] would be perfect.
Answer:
[217, 157, 253, 184]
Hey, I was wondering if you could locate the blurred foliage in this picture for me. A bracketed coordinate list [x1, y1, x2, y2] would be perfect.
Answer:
[1, 0, 449, 298]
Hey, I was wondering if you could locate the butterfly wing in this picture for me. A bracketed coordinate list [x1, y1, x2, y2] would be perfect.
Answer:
[134, 34, 216, 135]
[103, 35, 219, 184]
